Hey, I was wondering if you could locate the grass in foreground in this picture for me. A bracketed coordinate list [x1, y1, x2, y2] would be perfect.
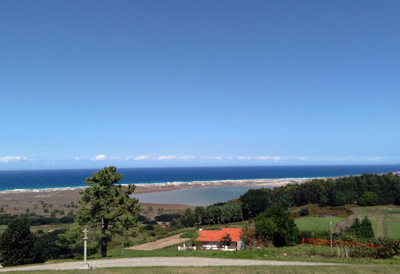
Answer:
[81, 244, 400, 265]
[7, 264, 400, 274]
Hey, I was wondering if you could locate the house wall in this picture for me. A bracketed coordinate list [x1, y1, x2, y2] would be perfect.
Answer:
[202, 241, 218, 249]
[202, 241, 238, 250]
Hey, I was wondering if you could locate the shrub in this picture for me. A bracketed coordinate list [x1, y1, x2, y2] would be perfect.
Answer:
[171, 224, 185, 230]
[137, 214, 148, 222]
[299, 208, 309, 216]
[255, 205, 299, 247]
[59, 216, 74, 224]
[376, 238, 400, 259]
[56, 222, 99, 259]
[144, 224, 155, 230]
[143, 220, 158, 225]
[154, 214, 182, 222]
[41, 229, 73, 259]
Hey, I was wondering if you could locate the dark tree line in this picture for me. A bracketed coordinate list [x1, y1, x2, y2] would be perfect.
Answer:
[0, 211, 74, 226]
[168, 202, 243, 229]
[239, 173, 400, 220]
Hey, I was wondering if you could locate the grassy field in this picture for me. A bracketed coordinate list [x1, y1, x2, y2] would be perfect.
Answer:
[352, 206, 400, 238]
[295, 217, 344, 231]
[6, 264, 400, 274]
[385, 221, 400, 239]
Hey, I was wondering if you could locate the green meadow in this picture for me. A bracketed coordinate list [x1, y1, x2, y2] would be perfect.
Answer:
[295, 217, 344, 232]
[352, 206, 400, 238]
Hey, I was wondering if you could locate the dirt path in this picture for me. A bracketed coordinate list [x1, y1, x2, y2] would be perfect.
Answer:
[127, 234, 190, 250]
[334, 212, 357, 233]
[0, 257, 344, 272]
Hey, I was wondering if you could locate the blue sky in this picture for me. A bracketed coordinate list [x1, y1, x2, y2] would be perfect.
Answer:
[1, 1, 400, 170]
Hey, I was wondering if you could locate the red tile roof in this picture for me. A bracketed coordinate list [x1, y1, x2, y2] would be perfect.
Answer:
[197, 228, 242, 242]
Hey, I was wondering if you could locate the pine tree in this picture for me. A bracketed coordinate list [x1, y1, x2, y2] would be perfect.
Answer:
[360, 217, 375, 240]
[75, 166, 140, 257]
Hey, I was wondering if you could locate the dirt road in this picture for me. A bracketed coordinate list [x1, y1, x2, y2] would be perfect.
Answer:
[0, 257, 344, 272]
[127, 233, 190, 250]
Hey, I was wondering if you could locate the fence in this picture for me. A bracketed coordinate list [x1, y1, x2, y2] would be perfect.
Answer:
[302, 238, 379, 248]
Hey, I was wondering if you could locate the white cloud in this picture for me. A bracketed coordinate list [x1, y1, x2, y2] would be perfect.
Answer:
[109, 156, 123, 161]
[324, 157, 356, 162]
[238, 156, 252, 160]
[367, 157, 383, 161]
[157, 156, 195, 161]
[133, 155, 195, 161]
[177, 156, 195, 160]
[74, 157, 80, 161]
[158, 156, 178, 160]
[90, 154, 107, 161]
[256, 156, 281, 161]
[0, 156, 31, 163]
[133, 155, 155, 161]
[238, 156, 280, 161]
[209, 157, 222, 161]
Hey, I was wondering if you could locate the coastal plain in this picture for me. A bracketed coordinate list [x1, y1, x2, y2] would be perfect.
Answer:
[0, 178, 308, 215]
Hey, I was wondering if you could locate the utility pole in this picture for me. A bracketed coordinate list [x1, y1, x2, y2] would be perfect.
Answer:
[330, 217, 332, 247]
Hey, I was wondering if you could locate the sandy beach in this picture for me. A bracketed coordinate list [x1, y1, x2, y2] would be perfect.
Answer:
[0, 178, 309, 215]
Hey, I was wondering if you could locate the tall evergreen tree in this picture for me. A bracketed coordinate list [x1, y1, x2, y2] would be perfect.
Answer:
[360, 217, 375, 240]
[75, 166, 140, 257]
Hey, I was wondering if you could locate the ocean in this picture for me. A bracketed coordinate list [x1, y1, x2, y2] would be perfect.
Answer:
[1, 165, 400, 192]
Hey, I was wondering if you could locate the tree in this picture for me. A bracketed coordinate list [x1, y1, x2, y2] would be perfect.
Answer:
[75, 166, 140, 257]
[194, 207, 206, 226]
[357, 192, 379, 206]
[360, 217, 375, 240]
[181, 208, 195, 227]
[0, 218, 46, 266]
[319, 195, 329, 207]
[239, 188, 272, 220]
[278, 194, 292, 209]
[57, 222, 100, 259]
[255, 205, 299, 247]
[343, 217, 375, 241]
[334, 191, 348, 206]
[218, 233, 232, 248]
